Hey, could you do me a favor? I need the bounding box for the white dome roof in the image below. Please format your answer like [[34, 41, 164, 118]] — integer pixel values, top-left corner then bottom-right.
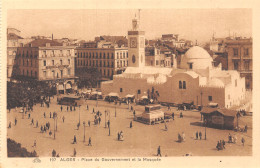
[[185, 46, 211, 59], [180, 46, 213, 70]]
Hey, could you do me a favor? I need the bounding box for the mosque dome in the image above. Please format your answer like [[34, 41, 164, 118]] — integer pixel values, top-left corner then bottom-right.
[[185, 46, 212, 59], [180, 46, 213, 70]]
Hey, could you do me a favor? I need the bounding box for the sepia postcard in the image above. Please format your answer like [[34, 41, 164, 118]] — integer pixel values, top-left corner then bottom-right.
[[1, 0, 260, 168]]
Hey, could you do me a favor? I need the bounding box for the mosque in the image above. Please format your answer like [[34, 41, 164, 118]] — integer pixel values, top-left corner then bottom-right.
[[101, 16, 246, 109]]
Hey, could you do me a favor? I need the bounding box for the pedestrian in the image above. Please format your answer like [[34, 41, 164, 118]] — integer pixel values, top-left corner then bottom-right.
[[157, 146, 162, 157], [73, 148, 76, 157], [44, 112, 46, 118], [228, 133, 232, 143], [245, 124, 248, 133], [131, 106, 133, 111], [168, 105, 170, 111], [28, 113, 31, 119], [117, 132, 120, 141], [60, 105, 63, 112], [40, 126, 43, 133], [62, 116, 65, 123], [180, 112, 183, 118], [130, 121, 133, 128], [222, 139, 225, 149], [73, 135, 77, 144], [98, 117, 101, 125], [36, 121, 38, 128], [33, 140, 36, 147], [50, 112, 52, 118], [133, 110, 136, 118], [88, 120, 90, 127], [31, 118, 34, 125], [196, 131, 198, 140], [88, 137, 92, 146], [172, 112, 175, 120], [15, 118, 17, 126], [199, 131, 202, 140], [93, 108, 95, 114], [107, 120, 110, 128], [74, 106, 76, 111], [67, 106, 69, 112], [8, 122, 11, 128], [241, 137, 245, 146], [70, 106, 72, 111], [52, 149, 56, 157]]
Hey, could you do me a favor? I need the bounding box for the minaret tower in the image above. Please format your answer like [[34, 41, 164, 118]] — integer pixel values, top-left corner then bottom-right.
[[128, 10, 145, 67]]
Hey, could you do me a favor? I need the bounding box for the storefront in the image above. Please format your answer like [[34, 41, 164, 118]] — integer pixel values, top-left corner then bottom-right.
[[200, 107, 239, 129]]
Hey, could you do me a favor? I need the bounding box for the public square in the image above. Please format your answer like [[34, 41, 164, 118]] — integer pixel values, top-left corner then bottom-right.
[[7, 96, 252, 157]]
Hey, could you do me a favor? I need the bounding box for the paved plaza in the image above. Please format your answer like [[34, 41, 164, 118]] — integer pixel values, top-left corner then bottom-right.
[[7, 96, 252, 157]]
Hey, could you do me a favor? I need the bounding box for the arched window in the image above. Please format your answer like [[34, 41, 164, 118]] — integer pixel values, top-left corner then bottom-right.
[[179, 81, 182, 89], [183, 81, 186, 89]]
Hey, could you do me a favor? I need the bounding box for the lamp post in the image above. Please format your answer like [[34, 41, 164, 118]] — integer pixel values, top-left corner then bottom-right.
[[109, 111, 111, 136], [83, 121, 86, 142], [115, 102, 117, 118], [56, 113, 58, 131], [105, 110, 107, 128], [53, 114, 56, 140], [78, 105, 81, 126], [204, 119, 207, 140]]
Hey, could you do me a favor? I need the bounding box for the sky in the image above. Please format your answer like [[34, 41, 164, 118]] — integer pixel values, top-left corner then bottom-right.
[[7, 9, 252, 44]]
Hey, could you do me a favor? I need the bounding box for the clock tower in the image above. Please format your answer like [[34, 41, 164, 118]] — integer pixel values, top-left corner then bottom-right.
[[128, 15, 145, 67]]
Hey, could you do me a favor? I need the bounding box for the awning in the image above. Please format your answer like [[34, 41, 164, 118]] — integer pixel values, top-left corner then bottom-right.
[[91, 91, 98, 95], [141, 95, 148, 99], [58, 84, 64, 90], [108, 92, 119, 97], [97, 92, 102, 95], [66, 83, 71, 89], [208, 102, 218, 107], [125, 94, 135, 98]]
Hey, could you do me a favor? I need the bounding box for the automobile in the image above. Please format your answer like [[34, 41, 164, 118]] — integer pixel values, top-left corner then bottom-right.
[[57, 96, 80, 106]]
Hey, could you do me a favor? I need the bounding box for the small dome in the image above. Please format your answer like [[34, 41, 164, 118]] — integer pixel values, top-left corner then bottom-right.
[[185, 46, 211, 59], [180, 46, 213, 70]]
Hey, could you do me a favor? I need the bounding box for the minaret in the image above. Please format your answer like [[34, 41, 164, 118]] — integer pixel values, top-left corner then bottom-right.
[[128, 11, 145, 68]]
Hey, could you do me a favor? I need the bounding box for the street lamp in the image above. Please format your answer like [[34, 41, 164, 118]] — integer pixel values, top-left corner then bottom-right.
[[204, 119, 207, 140], [105, 110, 107, 128], [56, 113, 58, 131], [78, 105, 81, 126], [83, 121, 86, 142], [109, 111, 111, 136], [115, 102, 117, 118], [53, 113, 56, 140]]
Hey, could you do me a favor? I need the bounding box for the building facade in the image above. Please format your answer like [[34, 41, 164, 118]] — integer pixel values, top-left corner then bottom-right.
[[75, 46, 128, 81], [14, 39, 77, 93], [226, 38, 252, 90], [7, 28, 33, 79]]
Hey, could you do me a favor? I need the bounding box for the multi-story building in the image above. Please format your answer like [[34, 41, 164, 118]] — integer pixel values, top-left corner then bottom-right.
[[7, 28, 33, 79], [75, 45, 128, 82], [145, 46, 172, 67], [226, 38, 252, 90], [14, 39, 77, 93]]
